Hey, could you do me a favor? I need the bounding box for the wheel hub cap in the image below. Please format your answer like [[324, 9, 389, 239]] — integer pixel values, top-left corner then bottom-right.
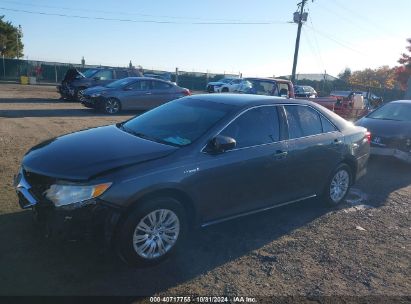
[[133, 209, 180, 259]]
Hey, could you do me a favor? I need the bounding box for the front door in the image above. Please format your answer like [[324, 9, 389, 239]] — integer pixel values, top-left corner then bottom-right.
[[194, 106, 294, 224]]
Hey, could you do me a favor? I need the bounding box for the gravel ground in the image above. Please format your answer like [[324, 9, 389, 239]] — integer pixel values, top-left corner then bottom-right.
[[0, 84, 410, 300]]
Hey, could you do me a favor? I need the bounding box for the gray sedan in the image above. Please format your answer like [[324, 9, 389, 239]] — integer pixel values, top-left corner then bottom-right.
[[82, 77, 191, 114]]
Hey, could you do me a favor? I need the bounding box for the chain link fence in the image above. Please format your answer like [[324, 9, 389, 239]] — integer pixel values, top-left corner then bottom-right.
[[0, 58, 237, 91]]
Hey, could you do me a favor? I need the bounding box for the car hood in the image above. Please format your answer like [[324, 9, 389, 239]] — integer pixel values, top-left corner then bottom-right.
[[22, 125, 178, 181], [356, 117, 411, 138]]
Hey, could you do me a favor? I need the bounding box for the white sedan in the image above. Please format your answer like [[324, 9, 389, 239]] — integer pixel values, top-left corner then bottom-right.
[[216, 78, 243, 93]]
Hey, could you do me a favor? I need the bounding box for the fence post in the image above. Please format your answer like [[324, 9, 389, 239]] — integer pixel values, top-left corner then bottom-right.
[[55, 64, 58, 83], [2, 55, 5, 79], [175, 67, 179, 85]]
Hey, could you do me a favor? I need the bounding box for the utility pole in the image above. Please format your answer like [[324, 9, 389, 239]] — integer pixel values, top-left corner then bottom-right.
[[291, 0, 308, 83]]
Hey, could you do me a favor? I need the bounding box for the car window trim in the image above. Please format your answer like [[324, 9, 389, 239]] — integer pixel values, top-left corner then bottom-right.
[[201, 104, 285, 153]]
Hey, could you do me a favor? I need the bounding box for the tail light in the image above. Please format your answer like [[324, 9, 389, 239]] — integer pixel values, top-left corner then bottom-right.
[[182, 89, 191, 96], [365, 131, 371, 143]]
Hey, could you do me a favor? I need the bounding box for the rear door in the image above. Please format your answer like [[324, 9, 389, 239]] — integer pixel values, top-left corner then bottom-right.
[[282, 105, 344, 197], [150, 80, 180, 107], [120, 80, 153, 110]]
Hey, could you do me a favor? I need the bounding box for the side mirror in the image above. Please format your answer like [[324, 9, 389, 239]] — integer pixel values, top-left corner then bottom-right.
[[206, 135, 236, 154]]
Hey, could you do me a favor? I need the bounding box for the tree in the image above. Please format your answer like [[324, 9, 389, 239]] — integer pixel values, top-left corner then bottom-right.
[[347, 66, 397, 89], [395, 38, 411, 90], [338, 68, 352, 83], [0, 15, 24, 58]]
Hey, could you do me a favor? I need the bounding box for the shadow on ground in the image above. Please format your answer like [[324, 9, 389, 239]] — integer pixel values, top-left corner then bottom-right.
[[0, 98, 61, 104], [0, 199, 328, 296]]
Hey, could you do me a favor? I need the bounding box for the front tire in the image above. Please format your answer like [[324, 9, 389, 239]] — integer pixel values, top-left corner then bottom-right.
[[221, 87, 229, 93], [323, 164, 352, 206], [76, 88, 87, 102], [116, 198, 187, 266], [103, 98, 121, 114]]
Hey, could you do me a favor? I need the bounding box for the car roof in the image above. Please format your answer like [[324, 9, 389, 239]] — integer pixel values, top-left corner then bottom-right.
[[187, 94, 351, 131], [189, 93, 308, 107]]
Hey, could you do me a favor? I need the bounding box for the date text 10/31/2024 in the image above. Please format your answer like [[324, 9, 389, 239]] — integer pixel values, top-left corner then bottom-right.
[[149, 296, 257, 303]]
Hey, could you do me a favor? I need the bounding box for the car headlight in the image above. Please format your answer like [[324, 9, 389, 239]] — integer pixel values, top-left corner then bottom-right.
[[45, 182, 112, 207]]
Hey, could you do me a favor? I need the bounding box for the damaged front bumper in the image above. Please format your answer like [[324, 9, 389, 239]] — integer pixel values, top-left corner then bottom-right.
[[14, 169, 121, 243]]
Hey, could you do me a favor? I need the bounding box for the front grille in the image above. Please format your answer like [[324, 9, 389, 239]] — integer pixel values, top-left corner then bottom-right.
[[23, 170, 55, 200]]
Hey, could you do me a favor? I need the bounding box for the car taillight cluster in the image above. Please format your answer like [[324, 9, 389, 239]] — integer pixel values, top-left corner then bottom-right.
[[365, 131, 371, 143]]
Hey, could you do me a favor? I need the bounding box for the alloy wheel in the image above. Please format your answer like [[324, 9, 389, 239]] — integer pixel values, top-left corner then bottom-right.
[[105, 98, 120, 114], [77, 89, 86, 102], [133, 209, 180, 260], [330, 169, 350, 203]]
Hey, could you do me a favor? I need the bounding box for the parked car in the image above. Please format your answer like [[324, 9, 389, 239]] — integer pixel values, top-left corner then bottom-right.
[[234, 77, 295, 98], [355, 100, 411, 164], [57, 67, 142, 102], [294, 85, 318, 98], [14, 94, 370, 265], [81, 77, 191, 114], [217, 78, 243, 93], [206, 77, 238, 93]]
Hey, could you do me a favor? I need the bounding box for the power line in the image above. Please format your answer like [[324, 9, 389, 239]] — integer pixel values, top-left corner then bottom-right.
[[0, 6, 287, 25], [305, 24, 367, 56], [0, 0, 274, 23], [308, 15, 325, 70], [302, 27, 324, 72]]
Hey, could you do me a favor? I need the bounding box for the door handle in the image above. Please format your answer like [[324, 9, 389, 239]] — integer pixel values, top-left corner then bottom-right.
[[274, 150, 288, 159], [333, 138, 343, 145]]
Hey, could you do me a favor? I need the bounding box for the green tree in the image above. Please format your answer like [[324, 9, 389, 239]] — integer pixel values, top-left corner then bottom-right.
[[0, 15, 24, 58], [338, 67, 352, 83]]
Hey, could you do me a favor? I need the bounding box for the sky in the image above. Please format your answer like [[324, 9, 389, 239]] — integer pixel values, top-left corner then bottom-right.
[[1, 0, 410, 77]]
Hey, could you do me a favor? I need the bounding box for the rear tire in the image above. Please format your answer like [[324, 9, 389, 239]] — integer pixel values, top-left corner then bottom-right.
[[322, 163, 352, 206], [116, 197, 187, 266]]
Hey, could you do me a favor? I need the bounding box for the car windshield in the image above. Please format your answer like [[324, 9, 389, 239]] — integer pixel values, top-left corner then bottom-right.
[[219, 78, 233, 83], [105, 78, 136, 89], [367, 103, 411, 122], [81, 69, 99, 78], [121, 98, 235, 146]]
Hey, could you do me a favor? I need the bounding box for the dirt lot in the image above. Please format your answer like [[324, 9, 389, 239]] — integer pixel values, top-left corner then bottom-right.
[[0, 84, 410, 299]]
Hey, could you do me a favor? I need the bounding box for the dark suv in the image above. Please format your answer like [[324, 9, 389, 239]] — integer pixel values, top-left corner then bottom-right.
[[15, 94, 370, 266], [58, 67, 143, 102]]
